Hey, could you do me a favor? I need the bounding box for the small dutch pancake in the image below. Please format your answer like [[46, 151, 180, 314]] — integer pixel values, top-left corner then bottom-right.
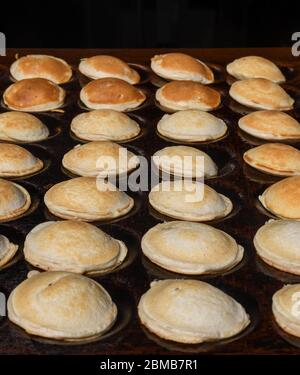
[[227, 56, 285, 83], [70, 109, 141, 142], [0, 143, 43, 177], [243, 143, 300, 176], [259, 176, 300, 220], [273, 284, 300, 338], [151, 52, 214, 84], [254, 219, 300, 275], [156, 80, 221, 111], [0, 178, 31, 221], [149, 180, 232, 222], [142, 221, 244, 275], [0, 234, 18, 268], [44, 177, 134, 221], [152, 145, 217, 178], [238, 111, 300, 141], [0, 112, 49, 142], [7, 271, 117, 341], [157, 110, 227, 142], [24, 220, 128, 274], [229, 78, 294, 111], [10, 54, 72, 84], [3, 78, 65, 112], [79, 55, 140, 84], [62, 141, 140, 177], [80, 78, 146, 111], [138, 279, 250, 343]]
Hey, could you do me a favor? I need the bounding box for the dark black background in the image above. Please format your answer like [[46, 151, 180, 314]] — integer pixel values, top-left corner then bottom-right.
[[2, 0, 300, 48]]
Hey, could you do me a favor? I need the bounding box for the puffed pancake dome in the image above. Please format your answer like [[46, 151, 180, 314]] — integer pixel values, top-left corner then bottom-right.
[[151, 52, 214, 84], [259, 176, 300, 220], [44, 177, 134, 221], [229, 78, 294, 111], [79, 55, 140, 84], [70, 109, 140, 142], [3, 78, 65, 112], [80, 78, 146, 111], [138, 279, 250, 343], [0, 234, 18, 268], [142, 221, 243, 274], [149, 180, 232, 221], [273, 284, 300, 338], [0, 112, 49, 142], [227, 56, 285, 83], [243, 143, 300, 176], [254, 219, 300, 275], [7, 271, 117, 340], [0, 178, 31, 221], [238, 111, 300, 140], [10, 54, 72, 84], [156, 80, 221, 111], [157, 110, 227, 142], [152, 145, 218, 178], [24, 220, 128, 274], [0, 143, 43, 177], [62, 141, 140, 177]]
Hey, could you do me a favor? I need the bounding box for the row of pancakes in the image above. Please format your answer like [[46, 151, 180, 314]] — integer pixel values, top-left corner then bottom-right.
[[4, 216, 300, 276], [2, 108, 300, 146], [6, 269, 300, 344], [2, 149, 300, 224], [2, 110, 300, 177], [0, 53, 295, 112], [152, 53, 294, 112], [223, 56, 300, 343], [1, 53, 300, 346], [223, 54, 300, 345], [3, 218, 300, 343], [9, 52, 287, 85], [2, 177, 300, 344], [4, 54, 146, 112]]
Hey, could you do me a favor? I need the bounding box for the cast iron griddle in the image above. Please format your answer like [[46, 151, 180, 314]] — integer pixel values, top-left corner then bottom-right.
[[0, 48, 299, 354]]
